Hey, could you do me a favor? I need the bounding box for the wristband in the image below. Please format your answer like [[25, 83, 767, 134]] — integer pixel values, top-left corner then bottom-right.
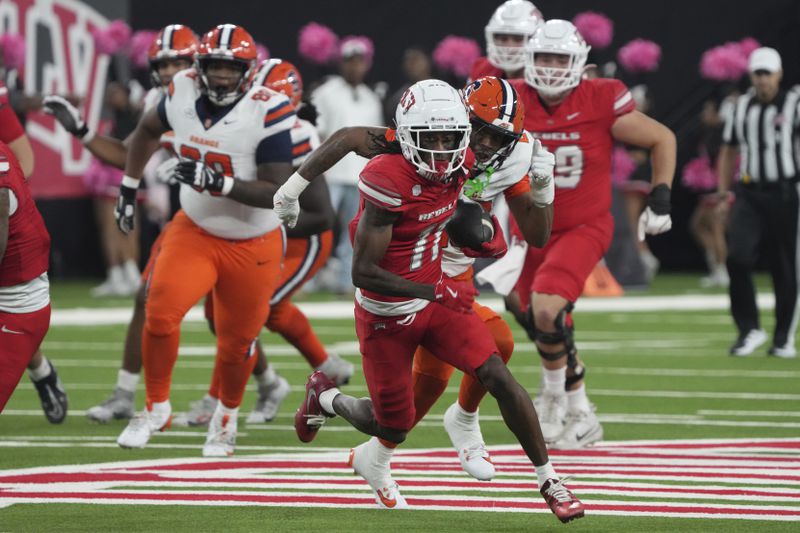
[[121, 175, 140, 191], [280, 172, 311, 199], [79, 126, 96, 145], [221, 176, 235, 196]]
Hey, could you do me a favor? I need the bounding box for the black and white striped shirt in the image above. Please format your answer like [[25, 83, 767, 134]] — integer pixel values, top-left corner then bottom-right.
[[722, 86, 800, 184]]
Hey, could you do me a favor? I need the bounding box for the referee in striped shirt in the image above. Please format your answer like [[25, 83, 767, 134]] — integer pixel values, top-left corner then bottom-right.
[[718, 47, 798, 359]]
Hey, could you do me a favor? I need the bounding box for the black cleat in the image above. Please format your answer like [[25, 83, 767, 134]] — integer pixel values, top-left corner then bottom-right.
[[32, 362, 68, 424]]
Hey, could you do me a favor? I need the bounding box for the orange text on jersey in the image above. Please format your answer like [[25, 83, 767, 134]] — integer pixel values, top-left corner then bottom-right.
[[189, 135, 220, 148]]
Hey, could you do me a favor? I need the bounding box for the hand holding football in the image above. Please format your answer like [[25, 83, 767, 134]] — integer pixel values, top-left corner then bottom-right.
[[446, 200, 494, 250]]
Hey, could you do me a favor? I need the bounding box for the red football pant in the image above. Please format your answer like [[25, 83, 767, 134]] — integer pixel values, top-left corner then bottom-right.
[[0, 305, 51, 413], [355, 301, 498, 432]]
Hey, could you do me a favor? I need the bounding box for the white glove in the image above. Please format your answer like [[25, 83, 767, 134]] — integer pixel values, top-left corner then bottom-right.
[[154, 158, 179, 184], [273, 172, 310, 228], [42, 95, 94, 143], [637, 206, 672, 241], [529, 139, 555, 207]]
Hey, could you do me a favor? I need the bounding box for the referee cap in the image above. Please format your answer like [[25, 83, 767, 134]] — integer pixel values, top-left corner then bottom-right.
[[749, 47, 782, 73]]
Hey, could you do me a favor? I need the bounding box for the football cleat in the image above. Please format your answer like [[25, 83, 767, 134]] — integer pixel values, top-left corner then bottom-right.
[[537, 391, 567, 443], [294, 371, 336, 443], [550, 407, 603, 450], [540, 477, 585, 523], [246, 375, 291, 423], [117, 406, 172, 449], [348, 439, 408, 510], [442, 403, 495, 481], [203, 407, 237, 457], [768, 343, 797, 358], [176, 394, 218, 427], [86, 388, 135, 423], [729, 329, 768, 357], [31, 362, 68, 424], [315, 352, 355, 386]]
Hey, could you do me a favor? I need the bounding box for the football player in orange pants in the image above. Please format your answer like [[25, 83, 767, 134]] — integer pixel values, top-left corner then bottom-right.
[[114, 24, 296, 457]]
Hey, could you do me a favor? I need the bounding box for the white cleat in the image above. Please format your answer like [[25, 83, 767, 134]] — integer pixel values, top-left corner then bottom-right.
[[550, 406, 603, 450], [729, 329, 768, 357], [203, 407, 237, 457], [173, 394, 218, 427], [348, 439, 408, 510], [86, 388, 135, 423], [246, 376, 291, 423], [768, 344, 797, 359], [117, 407, 171, 449], [442, 403, 495, 481], [315, 352, 355, 386], [537, 391, 567, 443]]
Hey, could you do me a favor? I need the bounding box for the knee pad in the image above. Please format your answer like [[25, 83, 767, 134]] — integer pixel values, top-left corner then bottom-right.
[[533, 302, 575, 362], [144, 310, 181, 338]]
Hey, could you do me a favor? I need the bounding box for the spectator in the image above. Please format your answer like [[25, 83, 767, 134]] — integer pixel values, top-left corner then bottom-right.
[[311, 36, 383, 294], [384, 46, 432, 124]]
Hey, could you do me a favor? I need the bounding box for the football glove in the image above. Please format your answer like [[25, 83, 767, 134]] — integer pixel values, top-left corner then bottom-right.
[[115, 176, 139, 234], [433, 277, 478, 314], [273, 172, 311, 228], [172, 160, 233, 196], [461, 214, 508, 259], [42, 95, 94, 142], [530, 139, 555, 207], [154, 157, 179, 184], [638, 184, 672, 241]]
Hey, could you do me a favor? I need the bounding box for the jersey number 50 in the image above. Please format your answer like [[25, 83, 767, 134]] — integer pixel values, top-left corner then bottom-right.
[[553, 145, 583, 189]]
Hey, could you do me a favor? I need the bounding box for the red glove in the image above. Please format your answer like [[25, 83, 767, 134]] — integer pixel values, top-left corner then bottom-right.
[[461, 215, 508, 259], [433, 277, 478, 314]]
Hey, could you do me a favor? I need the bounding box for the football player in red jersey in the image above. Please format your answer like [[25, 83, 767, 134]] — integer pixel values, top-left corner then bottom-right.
[[506, 20, 676, 449], [290, 80, 583, 523], [468, 0, 543, 82], [0, 143, 54, 416]]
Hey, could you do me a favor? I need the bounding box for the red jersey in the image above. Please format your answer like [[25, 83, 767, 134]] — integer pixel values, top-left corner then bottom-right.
[[468, 57, 505, 84], [511, 78, 635, 231], [349, 152, 474, 314], [0, 142, 51, 286], [0, 81, 24, 144]]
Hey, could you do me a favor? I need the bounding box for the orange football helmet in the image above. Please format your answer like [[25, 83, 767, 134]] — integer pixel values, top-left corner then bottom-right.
[[253, 59, 303, 108], [463, 76, 525, 170], [147, 24, 199, 87], [196, 24, 258, 105]]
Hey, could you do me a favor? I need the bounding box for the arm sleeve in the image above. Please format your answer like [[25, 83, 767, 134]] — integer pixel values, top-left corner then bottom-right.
[[256, 129, 293, 164], [156, 95, 172, 131]]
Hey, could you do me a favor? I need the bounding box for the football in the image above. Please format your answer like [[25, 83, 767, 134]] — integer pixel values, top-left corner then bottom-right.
[[445, 199, 494, 250]]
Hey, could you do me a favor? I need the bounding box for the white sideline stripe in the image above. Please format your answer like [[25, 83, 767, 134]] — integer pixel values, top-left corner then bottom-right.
[[49, 293, 777, 326], [698, 410, 800, 418]]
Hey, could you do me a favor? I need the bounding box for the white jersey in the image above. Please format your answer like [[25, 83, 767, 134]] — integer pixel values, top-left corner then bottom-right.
[[442, 131, 534, 277], [162, 69, 295, 239], [290, 118, 320, 168]]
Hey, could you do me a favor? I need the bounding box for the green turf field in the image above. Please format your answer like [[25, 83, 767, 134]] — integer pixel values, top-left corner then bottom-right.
[[0, 275, 798, 531]]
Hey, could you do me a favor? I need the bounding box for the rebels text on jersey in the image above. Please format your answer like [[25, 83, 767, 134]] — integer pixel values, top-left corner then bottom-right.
[[511, 78, 635, 231], [159, 68, 295, 239], [349, 151, 475, 316]]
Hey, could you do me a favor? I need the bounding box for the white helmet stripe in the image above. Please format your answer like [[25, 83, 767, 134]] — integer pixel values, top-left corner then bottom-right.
[[162, 25, 175, 51], [500, 78, 515, 121], [219, 24, 235, 49]]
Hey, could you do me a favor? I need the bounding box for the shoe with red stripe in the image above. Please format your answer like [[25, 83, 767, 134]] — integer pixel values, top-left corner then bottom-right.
[[540, 477, 585, 523], [294, 371, 336, 443], [348, 438, 408, 510]]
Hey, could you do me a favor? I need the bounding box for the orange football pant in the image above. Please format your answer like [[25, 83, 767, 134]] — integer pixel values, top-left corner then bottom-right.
[[142, 210, 283, 408]]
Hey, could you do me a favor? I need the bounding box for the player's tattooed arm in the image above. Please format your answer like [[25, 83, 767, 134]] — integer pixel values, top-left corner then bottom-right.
[[352, 202, 436, 301], [296, 126, 391, 180], [0, 188, 8, 262], [507, 192, 552, 248]]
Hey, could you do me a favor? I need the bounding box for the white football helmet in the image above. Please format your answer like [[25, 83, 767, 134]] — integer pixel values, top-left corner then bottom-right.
[[395, 79, 471, 181], [485, 0, 543, 72], [524, 20, 591, 98]]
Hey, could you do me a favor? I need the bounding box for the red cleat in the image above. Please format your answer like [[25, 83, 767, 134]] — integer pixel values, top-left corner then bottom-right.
[[540, 478, 585, 523], [294, 371, 336, 443]]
